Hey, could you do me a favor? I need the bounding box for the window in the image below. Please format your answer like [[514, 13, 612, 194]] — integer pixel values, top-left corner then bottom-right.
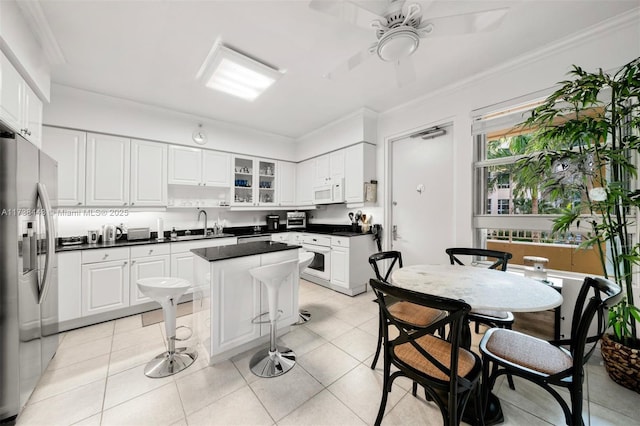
[[497, 199, 509, 214], [471, 96, 636, 275]]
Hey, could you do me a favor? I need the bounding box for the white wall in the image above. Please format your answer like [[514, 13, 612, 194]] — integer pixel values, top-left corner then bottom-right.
[[376, 11, 640, 253], [44, 84, 296, 161]]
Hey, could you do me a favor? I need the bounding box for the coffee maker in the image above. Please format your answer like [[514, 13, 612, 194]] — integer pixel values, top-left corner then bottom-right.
[[266, 215, 280, 231]]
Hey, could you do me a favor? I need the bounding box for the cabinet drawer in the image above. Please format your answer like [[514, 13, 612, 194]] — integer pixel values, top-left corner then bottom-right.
[[302, 234, 331, 246], [130, 244, 170, 258], [331, 236, 350, 248], [82, 247, 130, 264]]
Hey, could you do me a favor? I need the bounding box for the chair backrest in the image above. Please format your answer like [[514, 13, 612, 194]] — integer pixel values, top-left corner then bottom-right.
[[369, 251, 403, 282], [445, 248, 512, 271], [369, 278, 478, 397], [563, 276, 622, 376]]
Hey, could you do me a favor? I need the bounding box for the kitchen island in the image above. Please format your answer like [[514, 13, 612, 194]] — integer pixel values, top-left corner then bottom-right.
[[192, 241, 301, 364]]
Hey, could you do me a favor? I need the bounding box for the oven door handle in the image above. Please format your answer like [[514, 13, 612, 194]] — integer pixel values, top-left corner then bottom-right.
[[302, 244, 331, 254]]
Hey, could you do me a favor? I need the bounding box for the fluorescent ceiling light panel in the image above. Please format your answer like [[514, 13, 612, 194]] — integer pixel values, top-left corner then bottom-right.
[[197, 40, 283, 101]]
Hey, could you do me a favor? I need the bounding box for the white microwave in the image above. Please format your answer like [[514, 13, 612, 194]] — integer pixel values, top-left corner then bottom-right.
[[313, 178, 345, 204]]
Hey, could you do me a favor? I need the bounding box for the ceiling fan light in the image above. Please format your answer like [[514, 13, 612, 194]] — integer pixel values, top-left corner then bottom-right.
[[376, 27, 420, 62]]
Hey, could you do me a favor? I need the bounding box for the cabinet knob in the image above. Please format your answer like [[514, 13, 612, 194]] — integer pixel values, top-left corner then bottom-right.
[[131, 202, 135, 205], [131, 260, 136, 265], [123, 261, 128, 265], [148, 249, 153, 255], [198, 182, 202, 186], [123, 202, 128, 206], [203, 183, 207, 186], [26, 130, 32, 136], [20, 128, 27, 134], [77, 202, 82, 205], [103, 254, 109, 260]]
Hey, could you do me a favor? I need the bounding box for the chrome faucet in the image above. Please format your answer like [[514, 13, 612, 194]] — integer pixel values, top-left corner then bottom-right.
[[198, 209, 209, 236]]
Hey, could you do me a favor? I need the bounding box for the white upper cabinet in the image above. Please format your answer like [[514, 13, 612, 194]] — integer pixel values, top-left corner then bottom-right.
[[202, 150, 230, 187], [24, 84, 43, 148], [232, 155, 276, 206], [295, 158, 314, 206], [0, 52, 43, 147], [41, 127, 86, 206], [168, 145, 230, 187], [314, 150, 345, 186], [276, 161, 296, 206], [344, 143, 376, 203], [130, 139, 167, 206], [86, 133, 130, 206], [0, 52, 23, 132], [168, 145, 202, 185]]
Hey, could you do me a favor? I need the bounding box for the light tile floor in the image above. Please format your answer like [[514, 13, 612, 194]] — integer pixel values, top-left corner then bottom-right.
[[16, 280, 640, 426]]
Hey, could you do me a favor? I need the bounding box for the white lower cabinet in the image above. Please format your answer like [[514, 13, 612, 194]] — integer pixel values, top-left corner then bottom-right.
[[210, 255, 262, 354], [58, 251, 82, 322], [129, 245, 171, 306], [330, 245, 349, 289], [81, 248, 130, 316], [271, 232, 290, 243]]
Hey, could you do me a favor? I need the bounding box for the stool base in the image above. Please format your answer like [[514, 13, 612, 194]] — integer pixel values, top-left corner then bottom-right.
[[296, 309, 311, 325], [144, 347, 197, 378], [249, 346, 296, 378]]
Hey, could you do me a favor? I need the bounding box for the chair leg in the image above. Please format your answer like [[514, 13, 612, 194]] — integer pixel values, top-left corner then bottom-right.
[[375, 357, 391, 426], [570, 385, 585, 426], [412, 381, 418, 397], [370, 314, 383, 369]]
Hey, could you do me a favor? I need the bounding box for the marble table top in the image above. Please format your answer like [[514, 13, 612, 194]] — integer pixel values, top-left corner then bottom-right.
[[391, 264, 563, 312]]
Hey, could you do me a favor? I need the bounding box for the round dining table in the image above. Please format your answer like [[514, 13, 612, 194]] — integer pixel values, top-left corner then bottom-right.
[[391, 264, 563, 312], [391, 264, 564, 425]]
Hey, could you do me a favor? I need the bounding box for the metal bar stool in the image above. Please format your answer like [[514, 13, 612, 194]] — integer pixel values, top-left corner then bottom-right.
[[249, 259, 298, 378], [137, 277, 197, 378]]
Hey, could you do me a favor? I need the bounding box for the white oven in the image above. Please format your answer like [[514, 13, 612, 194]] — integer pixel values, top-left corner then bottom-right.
[[301, 234, 331, 281]]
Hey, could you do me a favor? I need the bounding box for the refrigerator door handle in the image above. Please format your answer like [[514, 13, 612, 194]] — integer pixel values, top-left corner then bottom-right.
[[37, 183, 55, 305]]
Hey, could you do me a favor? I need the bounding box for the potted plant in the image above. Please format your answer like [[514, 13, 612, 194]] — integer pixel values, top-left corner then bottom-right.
[[515, 57, 640, 392]]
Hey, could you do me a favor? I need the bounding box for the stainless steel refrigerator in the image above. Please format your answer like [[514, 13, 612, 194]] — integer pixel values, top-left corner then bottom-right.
[[0, 128, 59, 423]]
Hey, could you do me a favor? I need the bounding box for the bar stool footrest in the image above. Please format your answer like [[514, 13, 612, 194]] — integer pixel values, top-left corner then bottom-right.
[[251, 310, 283, 325]]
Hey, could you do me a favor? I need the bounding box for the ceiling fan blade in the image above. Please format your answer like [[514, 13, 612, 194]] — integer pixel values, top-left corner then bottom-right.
[[324, 43, 377, 80], [418, 7, 509, 37], [309, 0, 385, 30], [395, 56, 416, 88]]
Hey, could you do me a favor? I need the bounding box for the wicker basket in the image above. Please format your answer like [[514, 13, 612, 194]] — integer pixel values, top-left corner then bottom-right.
[[600, 334, 640, 394]]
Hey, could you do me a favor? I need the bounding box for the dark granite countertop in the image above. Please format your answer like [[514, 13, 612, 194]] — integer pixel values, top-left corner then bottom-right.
[[56, 232, 236, 252], [192, 241, 300, 262], [56, 224, 371, 253]]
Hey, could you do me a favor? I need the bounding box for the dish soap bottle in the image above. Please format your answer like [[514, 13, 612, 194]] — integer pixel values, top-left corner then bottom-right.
[[170, 227, 177, 239]]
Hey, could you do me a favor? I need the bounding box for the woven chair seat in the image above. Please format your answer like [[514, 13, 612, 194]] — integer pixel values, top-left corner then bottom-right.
[[395, 334, 477, 382], [390, 301, 447, 328], [484, 328, 572, 375]]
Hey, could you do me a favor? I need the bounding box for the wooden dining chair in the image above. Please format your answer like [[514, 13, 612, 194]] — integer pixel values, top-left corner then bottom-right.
[[368, 251, 446, 369], [369, 278, 483, 426], [445, 247, 515, 390], [480, 276, 622, 425]]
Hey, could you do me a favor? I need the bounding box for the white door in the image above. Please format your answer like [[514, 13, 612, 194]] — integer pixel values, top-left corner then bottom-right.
[[391, 124, 455, 266], [24, 84, 43, 148], [130, 139, 167, 206]]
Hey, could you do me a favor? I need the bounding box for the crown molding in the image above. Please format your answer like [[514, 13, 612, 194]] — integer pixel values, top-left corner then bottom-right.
[[16, 0, 66, 65]]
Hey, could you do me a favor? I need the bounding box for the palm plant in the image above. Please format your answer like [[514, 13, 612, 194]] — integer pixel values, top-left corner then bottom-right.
[[515, 57, 640, 349]]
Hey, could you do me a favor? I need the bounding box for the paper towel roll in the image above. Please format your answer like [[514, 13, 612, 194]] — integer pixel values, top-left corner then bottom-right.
[[157, 218, 164, 240]]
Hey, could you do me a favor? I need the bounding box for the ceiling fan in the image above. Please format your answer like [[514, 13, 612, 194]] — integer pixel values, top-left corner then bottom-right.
[[310, 0, 509, 86]]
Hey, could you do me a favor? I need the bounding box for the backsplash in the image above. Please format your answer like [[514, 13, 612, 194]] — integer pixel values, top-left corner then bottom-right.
[[56, 204, 381, 237]]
